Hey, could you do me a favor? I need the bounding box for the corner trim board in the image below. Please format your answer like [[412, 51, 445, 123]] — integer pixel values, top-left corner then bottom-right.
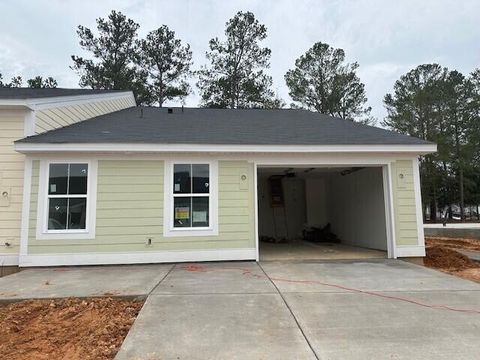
[[18, 248, 257, 267], [19, 158, 32, 256], [412, 157, 426, 248]]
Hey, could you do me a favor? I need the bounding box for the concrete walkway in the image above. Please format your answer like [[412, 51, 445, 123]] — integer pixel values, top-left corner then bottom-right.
[[115, 259, 480, 360], [0, 264, 172, 301]]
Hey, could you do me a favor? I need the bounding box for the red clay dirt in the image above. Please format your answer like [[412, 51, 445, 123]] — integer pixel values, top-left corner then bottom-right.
[[423, 237, 480, 283], [0, 297, 144, 360], [425, 236, 480, 251]]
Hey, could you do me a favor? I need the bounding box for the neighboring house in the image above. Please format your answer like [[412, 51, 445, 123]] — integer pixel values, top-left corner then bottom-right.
[[0, 88, 136, 266], [10, 104, 436, 267]]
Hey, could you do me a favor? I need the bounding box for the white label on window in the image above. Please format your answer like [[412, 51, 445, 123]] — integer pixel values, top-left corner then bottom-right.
[[174, 184, 180, 192], [50, 184, 57, 193], [193, 211, 207, 223]]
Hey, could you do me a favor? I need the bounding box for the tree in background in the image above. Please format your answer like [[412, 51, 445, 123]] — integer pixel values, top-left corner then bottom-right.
[[139, 25, 193, 107], [71, 11, 149, 104], [0, 73, 58, 88], [285, 42, 372, 123], [384, 64, 448, 221], [384, 64, 480, 222], [197, 11, 283, 109], [27, 76, 58, 88]]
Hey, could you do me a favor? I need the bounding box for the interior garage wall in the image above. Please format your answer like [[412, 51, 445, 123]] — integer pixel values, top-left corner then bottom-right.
[[258, 175, 306, 239], [326, 167, 387, 250], [305, 178, 327, 227]]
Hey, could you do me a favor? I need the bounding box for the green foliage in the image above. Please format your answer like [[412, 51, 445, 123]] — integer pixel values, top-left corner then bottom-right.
[[71, 10, 149, 104], [197, 11, 283, 109], [139, 25, 193, 107], [0, 73, 58, 88], [384, 64, 480, 221], [285, 42, 372, 123], [27, 76, 58, 88]]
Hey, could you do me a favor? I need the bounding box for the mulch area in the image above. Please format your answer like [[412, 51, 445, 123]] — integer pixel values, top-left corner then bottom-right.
[[0, 297, 144, 360], [424, 237, 480, 283]]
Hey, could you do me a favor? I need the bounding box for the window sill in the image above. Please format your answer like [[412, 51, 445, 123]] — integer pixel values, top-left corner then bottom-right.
[[163, 227, 218, 238], [36, 230, 95, 241]]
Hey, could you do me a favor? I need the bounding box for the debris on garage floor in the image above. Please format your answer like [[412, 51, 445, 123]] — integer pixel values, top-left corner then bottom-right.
[[424, 236, 480, 283], [302, 223, 340, 243], [0, 297, 144, 360]]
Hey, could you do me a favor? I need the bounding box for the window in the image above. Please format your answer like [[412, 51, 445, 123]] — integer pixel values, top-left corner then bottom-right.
[[47, 163, 88, 230], [37, 160, 97, 240], [173, 164, 210, 228], [164, 160, 218, 237]]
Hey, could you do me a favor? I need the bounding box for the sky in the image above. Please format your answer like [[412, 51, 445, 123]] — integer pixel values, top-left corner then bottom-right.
[[1, 0, 479, 122]]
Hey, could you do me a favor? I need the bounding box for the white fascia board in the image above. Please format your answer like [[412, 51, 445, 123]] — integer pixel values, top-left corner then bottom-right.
[[15, 142, 438, 155], [0, 91, 135, 111]]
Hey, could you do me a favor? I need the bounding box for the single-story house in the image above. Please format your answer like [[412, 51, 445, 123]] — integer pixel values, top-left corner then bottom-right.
[[1, 88, 437, 267]]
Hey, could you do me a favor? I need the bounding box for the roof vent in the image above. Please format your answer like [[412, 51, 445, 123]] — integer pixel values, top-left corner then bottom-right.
[[167, 108, 173, 114]]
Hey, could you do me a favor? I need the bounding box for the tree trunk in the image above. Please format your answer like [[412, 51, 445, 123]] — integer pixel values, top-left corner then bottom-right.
[[459, 167, 465, 221], [430, 198, 437, 223]]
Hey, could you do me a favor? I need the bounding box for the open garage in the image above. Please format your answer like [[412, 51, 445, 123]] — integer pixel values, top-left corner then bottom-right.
[[257, 165, 391, 260]]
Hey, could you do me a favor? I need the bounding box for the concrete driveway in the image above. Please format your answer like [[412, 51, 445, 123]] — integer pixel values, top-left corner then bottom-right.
[[116, 259, 480, 360]]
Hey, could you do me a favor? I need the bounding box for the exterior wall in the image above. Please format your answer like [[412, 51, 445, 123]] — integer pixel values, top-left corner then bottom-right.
[[34, 95, 135, 134], [26, 159, 255, 257], [0, 109, 27, 263], [21, 153, 424, 265], [391, 159, 419, 247]]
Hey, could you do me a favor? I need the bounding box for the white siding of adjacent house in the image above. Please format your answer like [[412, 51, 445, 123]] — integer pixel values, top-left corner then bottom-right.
[[35, 95, 135, 134], [0, 109, 27, 263]]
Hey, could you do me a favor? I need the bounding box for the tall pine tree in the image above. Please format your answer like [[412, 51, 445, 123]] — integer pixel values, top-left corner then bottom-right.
[[197, 11, 282, 109]]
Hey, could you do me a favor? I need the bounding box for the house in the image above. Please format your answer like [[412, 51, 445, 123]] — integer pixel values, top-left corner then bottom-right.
[[0, 88, 136, 266], [2, 89, 436, 267]]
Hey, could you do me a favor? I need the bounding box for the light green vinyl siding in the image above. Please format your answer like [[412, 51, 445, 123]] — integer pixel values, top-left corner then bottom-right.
[[27, 160, 255, 254], [34, 95, 135, 134], [0, 109, 26, 255], [391, 159, 419, 246]]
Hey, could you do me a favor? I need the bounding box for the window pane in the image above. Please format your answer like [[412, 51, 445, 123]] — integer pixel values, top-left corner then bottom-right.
[[48, 198, 68, 230], [68, 198, 87, 229], [192, 197, 209, 227], [69, 164, 88, 195], [49, 164, 68, 195], [192, 164, 209, 193], [174, 197, 191, 227], [174, 164, 191, 194]]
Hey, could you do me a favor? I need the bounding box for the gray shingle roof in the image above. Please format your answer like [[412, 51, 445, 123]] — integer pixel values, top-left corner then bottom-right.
[[0, 88, 126, 100], [17, 107, 432, 146]]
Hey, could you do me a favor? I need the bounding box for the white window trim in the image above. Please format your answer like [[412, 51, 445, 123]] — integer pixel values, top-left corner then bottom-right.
[[36, 159, 97, 240], [163, 160, 218, 237]]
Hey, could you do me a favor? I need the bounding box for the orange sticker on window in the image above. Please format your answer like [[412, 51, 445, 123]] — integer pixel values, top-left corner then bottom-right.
[[175, 207, 190, 219]]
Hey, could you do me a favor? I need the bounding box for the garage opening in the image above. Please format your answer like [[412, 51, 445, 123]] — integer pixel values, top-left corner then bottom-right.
[[257, 166, 390, 260]]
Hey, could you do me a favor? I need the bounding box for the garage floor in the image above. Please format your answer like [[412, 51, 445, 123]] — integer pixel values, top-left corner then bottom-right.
[[260, 240, 386, 261]]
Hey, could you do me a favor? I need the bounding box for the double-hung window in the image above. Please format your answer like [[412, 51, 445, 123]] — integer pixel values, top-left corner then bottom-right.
[[165, 161, 218, 237], [37, 160, 97, 240], [173, 164, 210, 228], [47, 163, 88, 231]]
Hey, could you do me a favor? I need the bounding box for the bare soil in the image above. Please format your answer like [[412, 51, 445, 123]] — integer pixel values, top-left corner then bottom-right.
[[0, 297, 144, 360], [423, 236, 480, 283], [425, 236, 480, 251]]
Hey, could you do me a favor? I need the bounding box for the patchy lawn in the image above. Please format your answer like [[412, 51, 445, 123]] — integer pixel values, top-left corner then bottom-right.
[[0, 297, 144, 360], [424, 236, 480, 283]]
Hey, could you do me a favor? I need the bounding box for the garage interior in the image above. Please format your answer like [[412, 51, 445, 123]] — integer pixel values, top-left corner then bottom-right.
[[257, 166, 389, 260]]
